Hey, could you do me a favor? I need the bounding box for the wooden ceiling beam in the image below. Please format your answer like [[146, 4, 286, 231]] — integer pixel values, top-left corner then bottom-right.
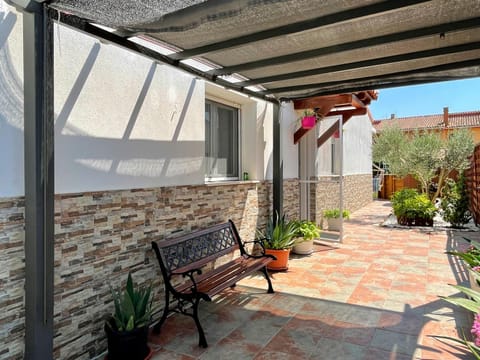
[[294, 94, 352, 110], [292, 94, 368, 144], [293, 102, 337, 144]]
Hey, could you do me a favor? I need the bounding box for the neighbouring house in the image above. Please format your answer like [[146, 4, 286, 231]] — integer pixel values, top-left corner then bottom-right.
[[0, 3, 375, 359], [373, 107, 480, 142], [372, 108, 480, 197]]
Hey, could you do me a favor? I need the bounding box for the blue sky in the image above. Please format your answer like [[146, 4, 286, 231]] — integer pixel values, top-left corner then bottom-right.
[[369, 77, 480, 120]]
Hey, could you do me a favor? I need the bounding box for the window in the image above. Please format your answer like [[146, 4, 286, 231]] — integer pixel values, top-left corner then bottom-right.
[[205, 100, 239, 180]]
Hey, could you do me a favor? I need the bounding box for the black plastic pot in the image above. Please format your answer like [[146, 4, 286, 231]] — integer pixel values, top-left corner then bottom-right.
[[105, 320, 149, 360]]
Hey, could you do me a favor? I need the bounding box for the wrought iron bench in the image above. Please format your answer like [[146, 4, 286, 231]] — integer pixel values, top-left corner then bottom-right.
[[151, 220, 275, 347]]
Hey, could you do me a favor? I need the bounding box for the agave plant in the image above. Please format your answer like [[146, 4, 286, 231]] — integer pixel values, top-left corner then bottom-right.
[[256, 212, 298, 250], [108, 272, 153, 332]]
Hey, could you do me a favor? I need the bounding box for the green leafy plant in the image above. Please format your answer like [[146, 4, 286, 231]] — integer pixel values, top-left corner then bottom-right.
[[323, 209, 350, 219], [108, 272, 153, 332], [437, 273, 480, 359], [441, 174, 471, 227], [293, 220, 321, 243], [446, 240, 480, 268], [391, 189, 436, 226], [302, 109, 316, 117], [256, 213, 298, 250]]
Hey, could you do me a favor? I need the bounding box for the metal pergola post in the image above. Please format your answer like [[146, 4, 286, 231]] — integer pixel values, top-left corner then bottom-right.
[[338, 115, 344, 243], [273, 102, 283, 222], [8, 0, 56, 358]]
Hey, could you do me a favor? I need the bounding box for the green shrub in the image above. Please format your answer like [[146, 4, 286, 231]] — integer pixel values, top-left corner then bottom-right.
[[441, 174, 471, 228], [391, 189, 436, 226]]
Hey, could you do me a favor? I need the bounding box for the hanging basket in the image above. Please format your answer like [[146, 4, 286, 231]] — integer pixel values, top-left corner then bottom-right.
[[301, 116, 316, 129]]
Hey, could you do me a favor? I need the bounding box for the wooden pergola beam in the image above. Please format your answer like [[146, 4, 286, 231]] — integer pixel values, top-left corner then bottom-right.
[[292, 93, 369, 144], [293, 102, 337, 144]]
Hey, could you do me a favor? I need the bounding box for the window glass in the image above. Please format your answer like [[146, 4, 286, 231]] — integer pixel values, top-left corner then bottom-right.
[[205, 100, 239, 180]]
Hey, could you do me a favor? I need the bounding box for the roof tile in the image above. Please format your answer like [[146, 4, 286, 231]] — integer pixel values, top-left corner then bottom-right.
[[373, 110, 480, 131]]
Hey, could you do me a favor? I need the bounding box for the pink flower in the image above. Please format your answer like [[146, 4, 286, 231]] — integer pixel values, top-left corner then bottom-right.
[[472, 266, 480, 272], [471, 313, 480, 346]]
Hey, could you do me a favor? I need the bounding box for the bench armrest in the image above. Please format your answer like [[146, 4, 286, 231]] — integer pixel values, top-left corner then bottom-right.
[[241, 239, 269, 258], [171, 268, 203, 293]]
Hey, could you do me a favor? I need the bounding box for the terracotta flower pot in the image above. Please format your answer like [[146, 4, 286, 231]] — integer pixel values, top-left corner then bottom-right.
[[265, 248, 291, 271]]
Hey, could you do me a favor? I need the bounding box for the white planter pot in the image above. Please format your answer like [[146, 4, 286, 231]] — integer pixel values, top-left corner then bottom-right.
[[327, 218, 342, 232], [292, 240, 314, 255]]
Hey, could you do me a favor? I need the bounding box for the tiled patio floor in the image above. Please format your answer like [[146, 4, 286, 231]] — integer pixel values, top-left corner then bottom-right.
[[149, 200, 478, 359]]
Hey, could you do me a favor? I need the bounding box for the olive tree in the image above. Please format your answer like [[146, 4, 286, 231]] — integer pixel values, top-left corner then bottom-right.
[[373, 125, 474, 200]]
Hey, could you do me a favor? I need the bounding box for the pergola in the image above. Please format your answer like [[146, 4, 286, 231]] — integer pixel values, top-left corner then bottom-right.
[[5, 0, 480, 358]]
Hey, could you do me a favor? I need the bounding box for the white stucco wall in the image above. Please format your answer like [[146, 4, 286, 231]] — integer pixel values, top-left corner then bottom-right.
[[316, 116, 338, 175], [342, 113, 373, 174], [55, 25, 209, 193], [280, 102, 299, 180], [0, 4, 24, 197], [0, 4, 286, 197], [316, 113, 373, 176]]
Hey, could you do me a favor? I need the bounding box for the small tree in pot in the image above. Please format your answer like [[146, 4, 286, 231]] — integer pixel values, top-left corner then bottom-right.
[[105, 272, 153, 360]]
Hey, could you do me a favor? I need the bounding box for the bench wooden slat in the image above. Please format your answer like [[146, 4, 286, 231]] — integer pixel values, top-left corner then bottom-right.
[[175, 256, 271, 299], [197, 257, 272, 297]]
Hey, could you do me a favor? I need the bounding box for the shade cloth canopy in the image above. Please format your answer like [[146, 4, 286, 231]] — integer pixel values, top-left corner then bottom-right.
[[34, 0, 480, 100]]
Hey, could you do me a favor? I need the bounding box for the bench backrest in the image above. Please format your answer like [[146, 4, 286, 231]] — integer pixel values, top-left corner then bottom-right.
[[152, 220, 244, 278]]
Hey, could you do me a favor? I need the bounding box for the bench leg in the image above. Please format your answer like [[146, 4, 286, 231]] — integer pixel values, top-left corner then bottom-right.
[[261, 266, 274, 293], [153, 290, 170, 334], [192, 298, 208, 348]]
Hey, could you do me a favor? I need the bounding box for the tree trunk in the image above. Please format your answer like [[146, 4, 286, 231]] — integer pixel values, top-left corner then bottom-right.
[[433, 168, 446, 200]]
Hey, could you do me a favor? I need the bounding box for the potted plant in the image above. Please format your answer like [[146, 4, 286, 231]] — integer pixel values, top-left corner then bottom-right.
[[256, 213, 298, 271], [105, 272, 153, 360], [292, 220, 321, 255], [323, 209, 350, 231], [300, 109, 317, 129]]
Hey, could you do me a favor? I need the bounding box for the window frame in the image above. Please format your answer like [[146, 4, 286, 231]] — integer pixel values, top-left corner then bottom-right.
[[205, 98, 242, 182]]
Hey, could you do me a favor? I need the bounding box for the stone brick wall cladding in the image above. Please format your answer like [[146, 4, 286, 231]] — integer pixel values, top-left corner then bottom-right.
[[0, 198, 25, 360], [313, 174, 372, 228], [0, 179, 299, 359], [283, 179, 300, 220], [344, 174, 373, 212]]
